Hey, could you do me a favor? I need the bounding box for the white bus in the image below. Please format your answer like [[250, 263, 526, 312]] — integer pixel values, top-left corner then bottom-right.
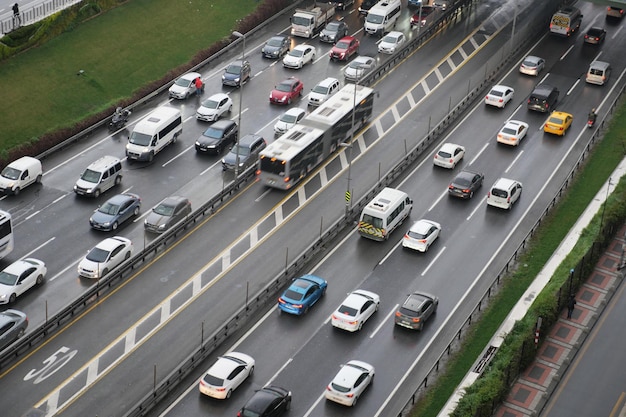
[[0, 210, 14, 260], [257, 84, 375, 190]]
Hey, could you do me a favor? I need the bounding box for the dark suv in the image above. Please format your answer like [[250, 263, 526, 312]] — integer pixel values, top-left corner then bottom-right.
[[394, 291, 438, 330], [527, 84, 559, 113], [221, 134, 267, 171], [222, 60, 251, 87], [195, 119, 238, 154]]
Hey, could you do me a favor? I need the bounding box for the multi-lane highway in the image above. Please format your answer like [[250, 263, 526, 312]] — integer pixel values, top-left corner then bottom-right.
[[0, 0, 624, 416]]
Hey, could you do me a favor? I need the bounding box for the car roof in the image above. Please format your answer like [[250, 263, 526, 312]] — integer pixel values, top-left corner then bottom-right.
[[354, 55, 373, 63], [454, 170, 481, 181], [238, 134, 265, 147], [316, 77, 339, 87], [229, 60, 247, 66], [0, 309, 26, 326], [106, 193, 138, 205], [493, 177, 520, 188], [243, 386, 288, 411], [284, 107, 306, 116], [490, 84, 511, 92], [208, 352, 252, 378], [409, 219, 439, 234], [95, 236, 131, 251], [333, 362, 364, 385], [385, 30, 403, 38], [206, 93, 229, 101], [337, 35, 356, 42], [159, 196, 188, 207], [293, 44, 312, 51], [342, 290, 375, 309], [2, 258, 41, 274], [523, 55, 542, 64], [440, 142, 462, 152], [403, 292, 433, 311], [210, 119, 237, 129], [180, 72, 201, 81], [504, 120, 526, 128], [281, 77, 300, 86], [269, 35, 287, 41], [550, 111, 572, 118]]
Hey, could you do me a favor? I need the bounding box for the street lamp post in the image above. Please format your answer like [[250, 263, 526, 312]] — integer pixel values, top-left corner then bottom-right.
[[232, 31, 245, 177], [341, 78, 359, 218]]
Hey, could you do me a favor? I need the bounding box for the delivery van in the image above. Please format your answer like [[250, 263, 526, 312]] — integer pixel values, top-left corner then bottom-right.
[[358, 187, 412, 241], [0, 156, 42, 195], [549, 6, 582, 37]]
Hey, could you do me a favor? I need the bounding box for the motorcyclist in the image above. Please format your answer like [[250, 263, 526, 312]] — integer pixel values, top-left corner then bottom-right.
[[588, 108, 597, 124]]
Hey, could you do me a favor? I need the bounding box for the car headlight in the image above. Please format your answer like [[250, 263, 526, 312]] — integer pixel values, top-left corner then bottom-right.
[[234, 77, 240, 82], [0, 294, 7, 300], [158, 224, 167, 230], [103, 222, 111, 227], [195, 141, 201, 146]]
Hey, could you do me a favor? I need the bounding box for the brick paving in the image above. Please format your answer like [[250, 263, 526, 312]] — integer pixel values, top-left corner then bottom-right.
[[493, 225, 626, 417]]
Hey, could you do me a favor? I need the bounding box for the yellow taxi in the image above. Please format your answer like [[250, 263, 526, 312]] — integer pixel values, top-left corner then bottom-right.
[[543, 111, 573, 136]]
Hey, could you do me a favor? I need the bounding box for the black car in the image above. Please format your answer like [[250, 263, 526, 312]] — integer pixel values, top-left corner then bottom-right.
[[358, 0, 377, 14], [448, 170, 484, 199], [527, 84, 559, 113], [319, 21, 349, 43], [195, 119, 238, 154], [222, 60, 251, 87], [584, 27, 607, 45], [238, 385, 291, 417], [0, 309, 28, 351], [328, 0, 354, 10], [394, 292, 438, 331], [222, 134, 267, 171], [261, 35, 290, 59]]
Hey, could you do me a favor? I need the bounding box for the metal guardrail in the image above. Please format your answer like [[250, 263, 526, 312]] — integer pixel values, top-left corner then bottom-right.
[[0, 0, 82, 34]]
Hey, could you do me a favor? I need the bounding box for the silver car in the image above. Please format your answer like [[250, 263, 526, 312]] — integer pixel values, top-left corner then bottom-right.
[[144, 196, 192, 233]]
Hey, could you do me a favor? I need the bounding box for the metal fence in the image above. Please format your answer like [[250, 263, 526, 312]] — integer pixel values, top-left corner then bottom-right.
[[0, 0, 82, 34]]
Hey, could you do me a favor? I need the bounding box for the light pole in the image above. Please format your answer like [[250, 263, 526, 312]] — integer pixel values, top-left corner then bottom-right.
[[232, 31, 245, 177], [341, 78, 359, 218]]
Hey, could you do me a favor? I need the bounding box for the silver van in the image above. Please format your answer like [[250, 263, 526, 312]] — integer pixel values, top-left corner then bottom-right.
[[586, 61, 611, 86], [0, 156, 43, 195], [74, 156, 123, 198]]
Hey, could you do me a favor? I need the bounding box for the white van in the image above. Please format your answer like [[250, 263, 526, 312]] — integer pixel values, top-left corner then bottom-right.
[[487, 178, 522, 210], [358, 187, 412, 241], [74, 156, 123, 197], [549, 6, 582, 37], [126, 107, 182, 162], [586, 61, 611, 86], [0, 156, 42, 195], [364, 0, 401, 36]]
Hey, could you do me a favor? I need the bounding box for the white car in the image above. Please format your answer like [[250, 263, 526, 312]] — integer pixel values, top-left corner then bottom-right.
[[433, 143, 465, 169], [308, 77, 340, 107], [78, 236, 133, 279], [196, 93, 232, 122], [485, 84, 514, 108], [168, 72, 202, 99], [198, 352, 255, 399], [331, 289, 380, 332], [497, 120, 529, 146], [519, 55, 545, 76], [274, 107, 306, 135], [325, 360, 375, 406], [402, 219, 441, 252], [282, 44, 316, 69], [344, 56, 377, 82], [378, 31, 406, 54], [0, 258, 46, 304]]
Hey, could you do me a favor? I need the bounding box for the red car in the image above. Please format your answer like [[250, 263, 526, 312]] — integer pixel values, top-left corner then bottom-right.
[[410, 5, 436, 27], [329, 36, 360, 61], [269, 77, 304, 105]]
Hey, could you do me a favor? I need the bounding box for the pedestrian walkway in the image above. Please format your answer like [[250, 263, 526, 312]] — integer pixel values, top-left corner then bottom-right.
[[493, 225, 626, 417]]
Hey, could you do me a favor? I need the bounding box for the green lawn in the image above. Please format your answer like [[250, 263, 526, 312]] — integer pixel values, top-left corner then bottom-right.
[[0, 0, 257, 153]]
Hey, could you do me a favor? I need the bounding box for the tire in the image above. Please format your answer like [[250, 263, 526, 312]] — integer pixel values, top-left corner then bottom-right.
[[13, 187, 20, 195], [17, 328, 25, 338], [36, 274, 44, 286], [9, 293, 16, 303], [352, 395, 358, 406], [133, 206, 140, 216], [287, 97, 292, 105], [93, 189, 101, 198], [249, 365, 254, 377], [228, 105, 232, 113], [102, 268, 109, 277], [216, 144, 222, 154], [286, 399, 291, 411], [226, 389, 232, 399], [125, 251, 131, 260], [148, 152, 154, 162], [111, 221, 118, 231], [358, 321, 363, 331], [36, 174, 42, 183], [115, 175, 122, 185], [469, 191, 474, 199]]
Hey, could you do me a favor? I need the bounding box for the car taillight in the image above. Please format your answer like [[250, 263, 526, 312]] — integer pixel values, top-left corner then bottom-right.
[[331, 314, 338, 320], [395, 311, 401, 317], [284, 176, 290, 183], [293, 304, 303, 309], [462, 189, 470, 193], [404, 234, 410, 239], [448, 185, 454, 190], [449, 158, 454, 163], [346, 393, 355, 398], [498, 98, 503, 102], [412, 317, 421, 322], [418, 239, 427, 243], [216, 387, 226, 391]]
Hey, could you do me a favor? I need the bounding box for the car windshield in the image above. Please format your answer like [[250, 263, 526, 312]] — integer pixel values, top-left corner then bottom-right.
[[501, 127, 517, 135], [280, 113, 299, 123], [202, 99, 219, 109], [153, 203, 175, 217], [0, 271, 18, 286], [366, 13, 384, 24], [98, 202, 121, 215], [203, 127, 224, 139], [337, 304, 358, 317], [382, 34, 398, 43], [326, 22, 340, 31], [128, 131, 152, 146], [312, 85, 329, 94], [0, 167, 20, 180], [80, 168, 101, 183], [174, 78, 191, 87], [86, 247, 110, 263], [276, 83, 293, 92], [361, 214, 383, 228], [267, 37, 284, 47], [229, 145, 251, 157], [226, 64, 241, 75], [335, 41, 349, 49], [289, 49, 304, 57], [349, 59, 368, 69]]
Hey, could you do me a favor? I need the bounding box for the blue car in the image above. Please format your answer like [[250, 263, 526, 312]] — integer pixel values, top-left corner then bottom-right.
[[89, 193, 141, 231], [278, 274, 327, 315]]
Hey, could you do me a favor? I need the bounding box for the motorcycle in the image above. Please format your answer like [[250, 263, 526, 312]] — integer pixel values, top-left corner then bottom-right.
[[109, 107, 131, 131], [587, 114, 596, 128]]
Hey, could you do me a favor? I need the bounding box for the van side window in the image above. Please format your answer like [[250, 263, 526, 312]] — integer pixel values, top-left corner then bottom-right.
[[102, 171, 109, 180], [21, 170, 28, 180], [114, 162, 122, 171], [151, 136, 158, 146], [159, 117, 183, 139]]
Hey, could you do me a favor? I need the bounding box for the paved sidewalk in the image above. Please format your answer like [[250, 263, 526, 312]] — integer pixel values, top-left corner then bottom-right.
[[493, 225, 626, 417]]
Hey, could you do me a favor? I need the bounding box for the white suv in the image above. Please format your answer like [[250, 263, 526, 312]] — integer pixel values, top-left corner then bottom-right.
[[487, 178, 522, 210], [308, 77, 340, 107]]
